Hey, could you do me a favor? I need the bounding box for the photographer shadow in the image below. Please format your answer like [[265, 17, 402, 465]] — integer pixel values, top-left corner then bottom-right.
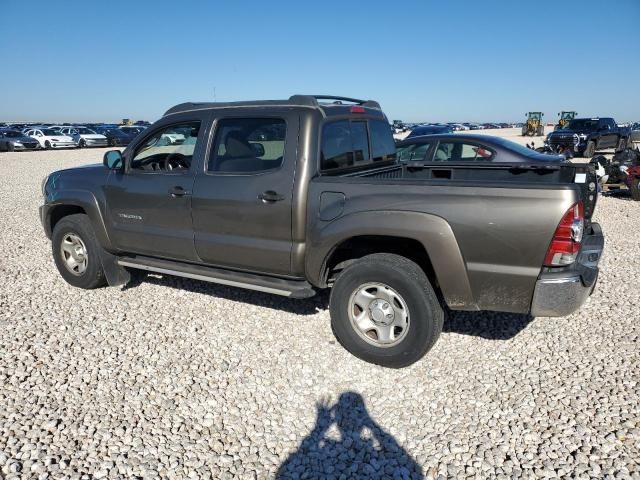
[[277, 392, 424, 479]]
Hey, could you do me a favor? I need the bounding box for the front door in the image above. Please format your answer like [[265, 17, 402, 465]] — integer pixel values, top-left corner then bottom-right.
[[191, 113, 298, 275], [105, 116, 208, 261]]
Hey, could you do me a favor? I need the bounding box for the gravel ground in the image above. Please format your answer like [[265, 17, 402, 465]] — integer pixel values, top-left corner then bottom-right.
[[0, 148, 639, 479]]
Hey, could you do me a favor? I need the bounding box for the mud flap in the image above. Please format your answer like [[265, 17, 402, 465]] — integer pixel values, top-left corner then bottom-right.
[[98, 248, 130, 287]]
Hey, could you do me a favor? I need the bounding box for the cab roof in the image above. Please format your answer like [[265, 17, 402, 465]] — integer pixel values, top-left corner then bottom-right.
[[163, 95, 384, 118]]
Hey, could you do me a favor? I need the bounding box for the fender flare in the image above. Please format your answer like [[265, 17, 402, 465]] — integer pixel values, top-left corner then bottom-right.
[[306, 210, 477, 310], [45, 189, 113, 251]]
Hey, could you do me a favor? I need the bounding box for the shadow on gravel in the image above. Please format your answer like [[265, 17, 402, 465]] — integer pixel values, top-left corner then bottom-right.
[[444, 309, 534, 340], [277, 392, 424, 479], [122, 271, 329, 316]]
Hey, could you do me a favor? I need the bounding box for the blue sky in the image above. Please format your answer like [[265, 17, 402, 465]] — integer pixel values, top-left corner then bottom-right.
[[1, 0, 638, 123]]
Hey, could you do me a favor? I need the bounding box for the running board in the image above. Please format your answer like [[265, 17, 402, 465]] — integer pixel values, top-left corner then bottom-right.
[[117, 256, 316, 299]]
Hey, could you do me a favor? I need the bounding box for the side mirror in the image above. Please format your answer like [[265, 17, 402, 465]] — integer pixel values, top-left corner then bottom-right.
[[104, 150, 123, 170], [250, 142, 265, 157]]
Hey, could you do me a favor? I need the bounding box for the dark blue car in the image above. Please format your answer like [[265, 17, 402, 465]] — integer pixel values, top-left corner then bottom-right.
[[406, 124, 454, 138]]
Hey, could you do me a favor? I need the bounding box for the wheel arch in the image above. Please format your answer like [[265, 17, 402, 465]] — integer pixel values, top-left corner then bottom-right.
[[44, 191, 113, 250], [307, 210, 478, 310]]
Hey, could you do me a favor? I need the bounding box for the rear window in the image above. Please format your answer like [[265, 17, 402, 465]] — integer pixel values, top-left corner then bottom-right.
[[320, 119, 396, 172]]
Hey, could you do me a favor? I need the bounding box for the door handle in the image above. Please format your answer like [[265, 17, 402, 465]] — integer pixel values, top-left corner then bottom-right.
[[258, 190, 285, 203], [169, 186, 191, 197]]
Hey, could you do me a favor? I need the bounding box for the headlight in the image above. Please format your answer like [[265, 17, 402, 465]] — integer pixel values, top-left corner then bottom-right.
[[579, 134, 587, 140], [41, 175, 50, 198], [13, 141, 22, 146]]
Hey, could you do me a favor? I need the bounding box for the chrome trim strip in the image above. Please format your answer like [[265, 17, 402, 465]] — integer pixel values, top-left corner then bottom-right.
[[117, 260, 293, 297]]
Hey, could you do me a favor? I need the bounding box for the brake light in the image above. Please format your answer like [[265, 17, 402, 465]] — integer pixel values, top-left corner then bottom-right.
[[350, 106, 365, 113], [544, 202, 584, 266]]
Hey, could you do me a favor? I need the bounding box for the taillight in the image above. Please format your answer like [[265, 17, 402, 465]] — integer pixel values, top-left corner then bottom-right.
[[544, 202, 584, 267], [350, 106, 365, 113]]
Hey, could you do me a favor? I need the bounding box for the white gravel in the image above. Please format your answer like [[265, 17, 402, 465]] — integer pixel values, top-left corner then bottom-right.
[[0, 148, 639, 479]]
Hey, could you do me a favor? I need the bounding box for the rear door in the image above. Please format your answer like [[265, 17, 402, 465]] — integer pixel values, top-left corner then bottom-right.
[[190, 112, 299, 275]]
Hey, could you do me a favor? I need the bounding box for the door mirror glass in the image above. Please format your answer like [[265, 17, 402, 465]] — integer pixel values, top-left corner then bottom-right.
[[104, 150, 123, 170]]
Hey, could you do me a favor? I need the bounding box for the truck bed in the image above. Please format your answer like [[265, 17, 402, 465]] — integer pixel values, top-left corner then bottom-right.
[[307, 161, 596, 313]]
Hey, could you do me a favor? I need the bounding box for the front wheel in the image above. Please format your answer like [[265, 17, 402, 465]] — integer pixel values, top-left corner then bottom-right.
[[616, 137, 627, 153], [44, 141, 52, 150], [329, 253, 444, 368], [79, 139, 86, 148], [52, 214, 107, 289]]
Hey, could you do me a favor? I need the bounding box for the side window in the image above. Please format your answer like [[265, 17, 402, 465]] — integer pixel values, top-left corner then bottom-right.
[[208, 118, 286, 173], [397, 142, 431, 162], [369, 119, 397, 162], [433, 142, 494, 162], [131, 122, 200, 173]]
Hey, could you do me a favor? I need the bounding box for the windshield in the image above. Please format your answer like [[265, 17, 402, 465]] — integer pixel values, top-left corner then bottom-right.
[[75, 128, 96, 134], [565, 119, 598, 131], [41, 129, 60, 136]]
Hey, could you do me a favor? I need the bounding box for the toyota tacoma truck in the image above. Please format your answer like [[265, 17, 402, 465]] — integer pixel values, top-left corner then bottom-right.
[[546, 117, 631, 157], [40, 95, 604, 368]]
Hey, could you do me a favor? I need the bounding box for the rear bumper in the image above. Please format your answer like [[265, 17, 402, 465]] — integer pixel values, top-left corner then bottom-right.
[[530, 222, 604, 317]]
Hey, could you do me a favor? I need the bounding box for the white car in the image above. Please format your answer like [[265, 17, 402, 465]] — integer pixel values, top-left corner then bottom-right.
[[24, 128, 77, 149], [59, 127, 108, 148]]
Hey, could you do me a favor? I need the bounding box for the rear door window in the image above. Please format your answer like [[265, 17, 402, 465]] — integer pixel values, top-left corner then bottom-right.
[[397, 142, 432, 162], [208, 118, 286, 173]]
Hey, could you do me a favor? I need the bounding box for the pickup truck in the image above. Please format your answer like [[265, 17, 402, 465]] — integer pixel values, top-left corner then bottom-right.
[[40, 95, 604, 368], [546, 117, 631, 157]]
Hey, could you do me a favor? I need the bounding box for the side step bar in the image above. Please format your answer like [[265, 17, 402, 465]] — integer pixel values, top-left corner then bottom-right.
[[117, 256, 316, 299]]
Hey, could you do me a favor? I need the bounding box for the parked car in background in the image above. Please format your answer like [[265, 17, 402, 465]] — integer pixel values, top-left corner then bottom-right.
[[406, 124, 454, 138], [24, 128, 76, 149], [546, 117, 631, 157], [396, 133, 567, 164], [96, 128, 136, 147], [0, 129, 41, 151], [59, 127, 108, 148]]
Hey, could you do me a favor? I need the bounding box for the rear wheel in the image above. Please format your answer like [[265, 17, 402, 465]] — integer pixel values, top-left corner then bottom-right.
[[52, 214, 107, 289], [584, 140, 596, 158], [616, 137, 627, 153], [79, 139, 86, 148], [329, 253, 444, 368]]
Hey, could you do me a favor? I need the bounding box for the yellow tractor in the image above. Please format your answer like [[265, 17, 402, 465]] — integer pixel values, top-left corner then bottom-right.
[[521, 112, 544, 136], [555, 111, 577, 130]]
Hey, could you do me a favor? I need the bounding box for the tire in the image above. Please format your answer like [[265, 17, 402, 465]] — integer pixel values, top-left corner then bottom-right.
[[329, 253, 444, 368], [615, 137, 627, 153], [630, 177, 640, 201], [108, 138, 116, 147], [79, 139, 86, 148], [51, 214, 107, 289], [44, 141, 52, 150], [7, 142, 14, 152], [521, 127, 527, 136], [584, 140, 595, 158]]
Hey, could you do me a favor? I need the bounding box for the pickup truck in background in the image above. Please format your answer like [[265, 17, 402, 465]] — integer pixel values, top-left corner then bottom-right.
[[546, 117, 631, 157], [40, 95, 604, 367]]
